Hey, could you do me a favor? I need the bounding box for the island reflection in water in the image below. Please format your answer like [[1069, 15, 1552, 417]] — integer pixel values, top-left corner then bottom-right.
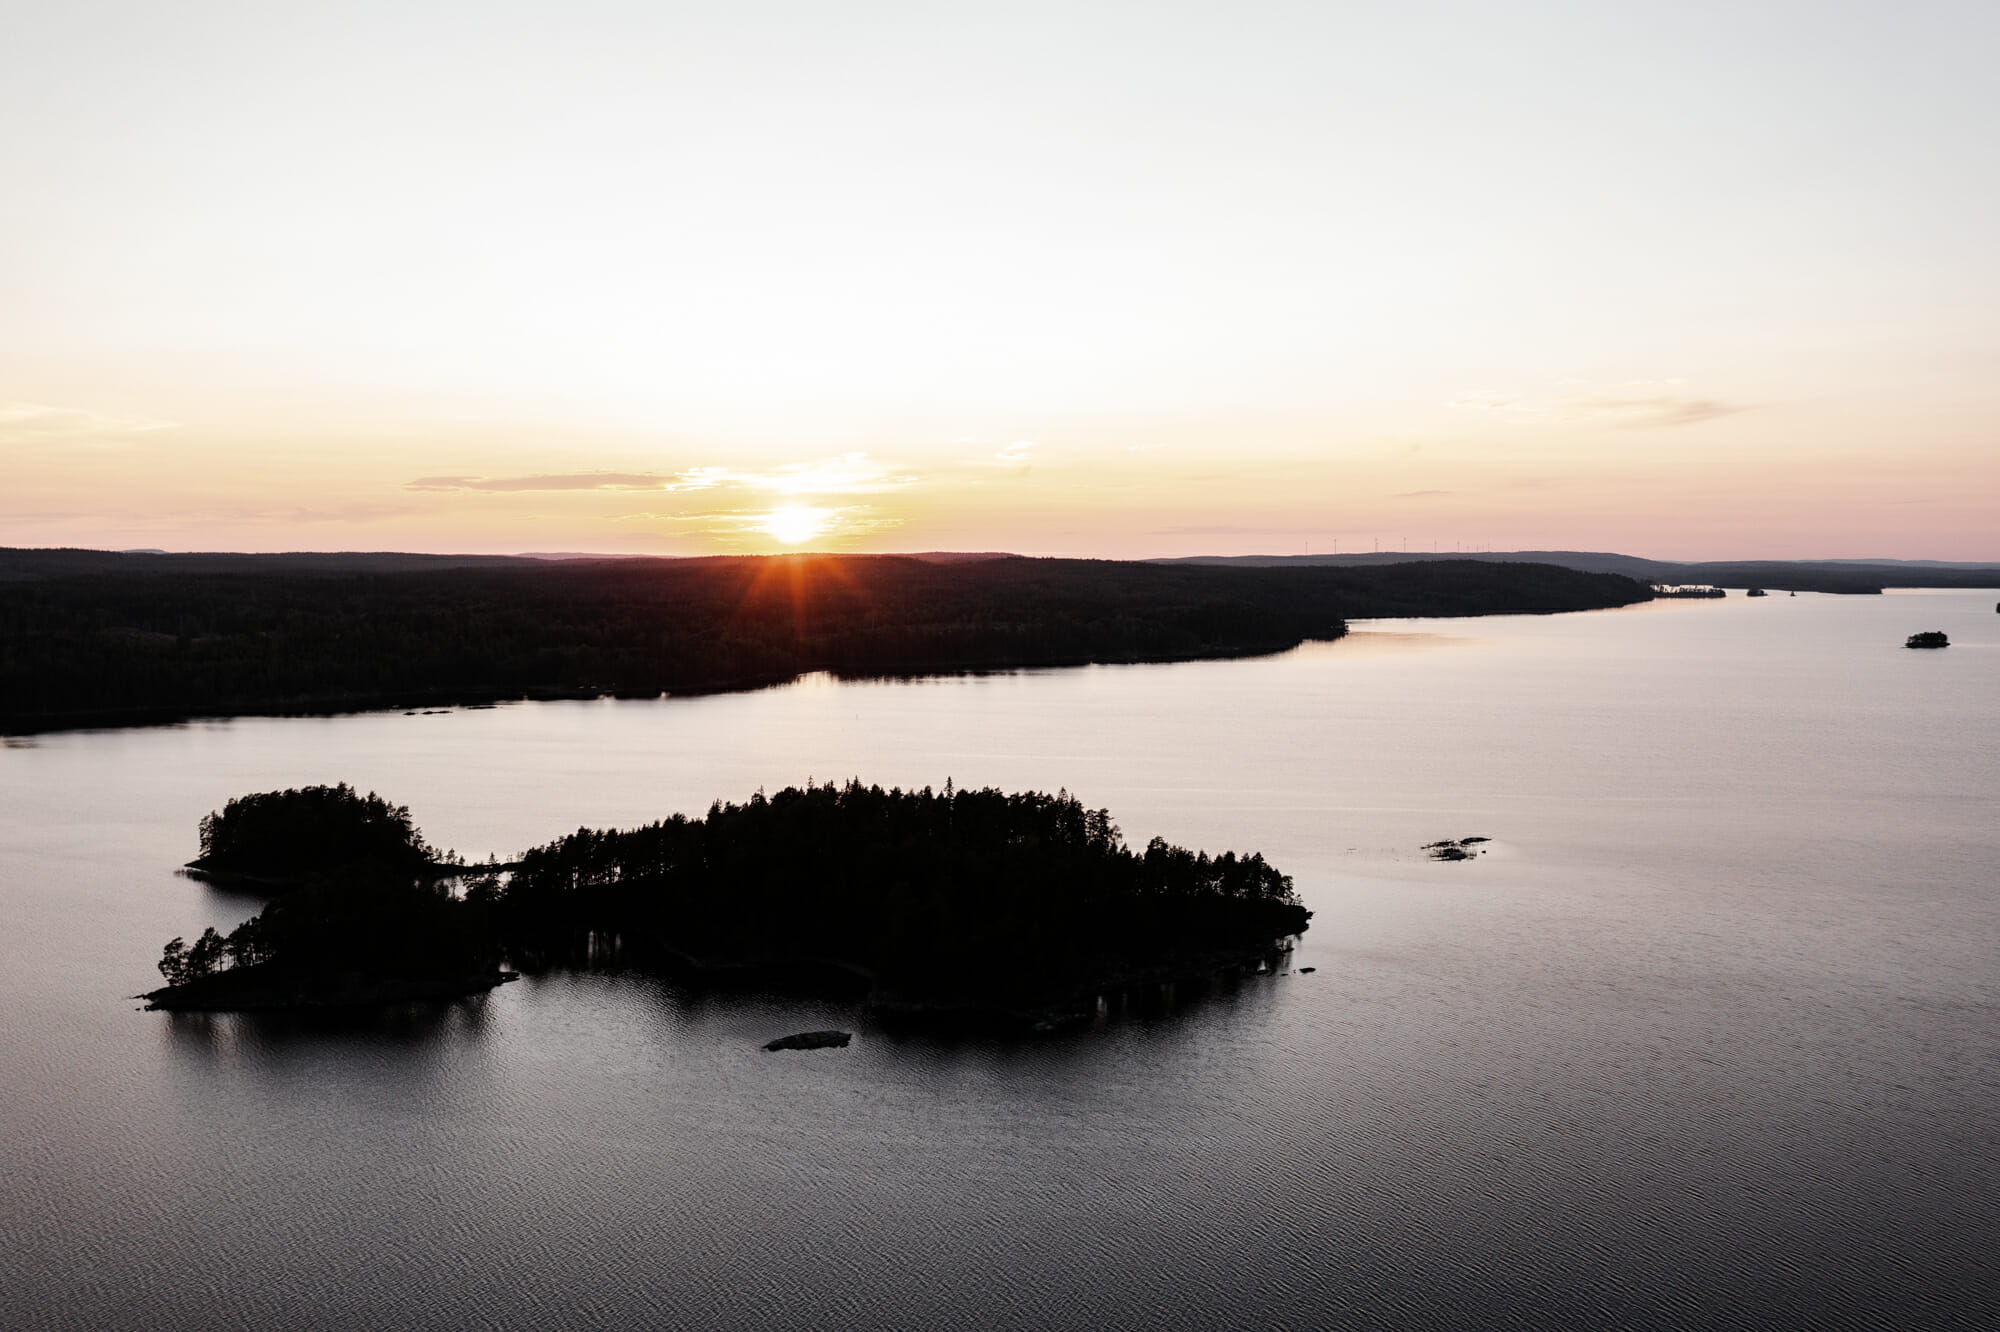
[[1289, 627, 1477, 657]]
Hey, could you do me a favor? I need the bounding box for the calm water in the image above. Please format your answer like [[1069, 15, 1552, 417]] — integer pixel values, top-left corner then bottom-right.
[[3, 591, 1996, 1330]]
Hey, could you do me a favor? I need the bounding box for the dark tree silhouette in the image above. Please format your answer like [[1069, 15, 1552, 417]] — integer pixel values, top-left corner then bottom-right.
[[191, 784, 442, 880], [146, 781, 1310, 1027], [494, 780, 1311, 1016], [157, 928, 226, 985], [5, 554, 1654, 732]]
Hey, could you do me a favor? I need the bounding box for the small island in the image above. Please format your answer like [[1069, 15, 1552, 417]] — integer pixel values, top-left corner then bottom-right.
[[1905, 631, 1950, 649], [184, 782, 458, 886], [148, 785, 512, 1011], [145, 781, 1311, 1031]]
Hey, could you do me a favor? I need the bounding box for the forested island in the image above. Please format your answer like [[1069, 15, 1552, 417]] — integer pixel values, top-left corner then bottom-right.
[[186, 783, 457, 885], [144, 782, 1311, 1030], [149, 785, 505, 1009], [3, 551, 1652, 733]]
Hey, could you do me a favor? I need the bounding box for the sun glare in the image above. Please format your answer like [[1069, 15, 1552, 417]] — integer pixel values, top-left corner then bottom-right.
[[761, 505, 830, 545]]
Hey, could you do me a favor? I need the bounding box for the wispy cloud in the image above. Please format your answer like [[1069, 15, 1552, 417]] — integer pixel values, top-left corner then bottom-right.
[[1394, 489, 1453, 499], [611, 505, 905, 540], [0, 400, 178, 441], [409, 453, 913, 496], [751, 454, 914, 496], [967, 440, 1038, 472], [1563, 393, 1748, 428], [1452, 382, 1751, 430], [409, 473, 673, 492]]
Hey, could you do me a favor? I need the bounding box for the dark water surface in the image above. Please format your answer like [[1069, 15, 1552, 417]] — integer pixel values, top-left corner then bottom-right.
[[4, 591, 1997, 1329]]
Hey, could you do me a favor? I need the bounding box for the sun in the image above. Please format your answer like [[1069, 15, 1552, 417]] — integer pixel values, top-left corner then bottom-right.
[[760, 505, 830, 545]]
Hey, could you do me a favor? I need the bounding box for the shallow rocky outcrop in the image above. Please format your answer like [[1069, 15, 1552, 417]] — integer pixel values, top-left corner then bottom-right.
[[764, 1030, 852, 1051], [1905, 631, 1950, 649]]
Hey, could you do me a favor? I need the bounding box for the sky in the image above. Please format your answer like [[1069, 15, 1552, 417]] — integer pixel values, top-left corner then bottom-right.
[[4, 0, 1997, 559]]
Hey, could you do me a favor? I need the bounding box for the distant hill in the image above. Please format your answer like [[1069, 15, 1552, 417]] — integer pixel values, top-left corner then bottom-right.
[[1155, 550, 2000, 593], [13, 545, 1992, 591], [0, 548, 539, 581]]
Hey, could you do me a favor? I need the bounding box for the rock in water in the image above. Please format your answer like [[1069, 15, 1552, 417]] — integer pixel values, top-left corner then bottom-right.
[[1905, 631, 1950, 649], [764, 1030, 852, 1052]]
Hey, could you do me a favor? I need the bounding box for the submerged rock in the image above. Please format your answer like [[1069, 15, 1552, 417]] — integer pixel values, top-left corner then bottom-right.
[[764, 1029, 852, 1052]]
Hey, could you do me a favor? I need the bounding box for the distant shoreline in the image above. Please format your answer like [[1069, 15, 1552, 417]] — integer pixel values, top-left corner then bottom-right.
[[2, 553, 1652, 736], [7, 643, 1308, 737]]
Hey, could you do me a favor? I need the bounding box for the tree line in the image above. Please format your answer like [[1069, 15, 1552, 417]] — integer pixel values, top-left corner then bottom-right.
[[488, 779, 1310, 1007], [192, 783, 444, 879], [5, 553, 1653, 731], [151, 781, 1312, 1021]]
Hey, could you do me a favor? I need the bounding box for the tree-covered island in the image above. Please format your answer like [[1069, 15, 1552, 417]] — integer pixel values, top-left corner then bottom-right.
[[152, 784, 506, 1009], [186, 783, 455, 885], [144, 781, 1311, 1030]]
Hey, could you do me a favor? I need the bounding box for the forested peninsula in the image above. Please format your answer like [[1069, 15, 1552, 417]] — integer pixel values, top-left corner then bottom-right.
[[144, 782, 1310, 1031], [2, 551, 1651, 733]]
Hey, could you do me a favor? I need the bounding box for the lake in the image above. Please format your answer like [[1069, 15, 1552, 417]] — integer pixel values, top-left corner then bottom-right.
[[3, 589, 1996, 1330]]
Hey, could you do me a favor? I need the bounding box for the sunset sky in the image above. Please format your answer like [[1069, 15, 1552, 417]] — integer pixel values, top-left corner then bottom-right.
[[5, 1, 1996, 559]]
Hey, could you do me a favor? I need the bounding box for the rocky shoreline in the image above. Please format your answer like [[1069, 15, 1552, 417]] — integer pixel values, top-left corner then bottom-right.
[[142, 964, 518, 1012]]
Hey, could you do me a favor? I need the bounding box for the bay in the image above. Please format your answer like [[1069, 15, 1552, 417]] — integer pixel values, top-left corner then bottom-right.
[[3, 590, 1996, 1329]]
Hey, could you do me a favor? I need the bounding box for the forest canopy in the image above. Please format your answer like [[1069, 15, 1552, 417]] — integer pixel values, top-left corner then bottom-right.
[[4, 553, 1654, 732], [191, 783, 443, 880], [492, 780, 1310, 1014], [147, 781, 1311, 1028]]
